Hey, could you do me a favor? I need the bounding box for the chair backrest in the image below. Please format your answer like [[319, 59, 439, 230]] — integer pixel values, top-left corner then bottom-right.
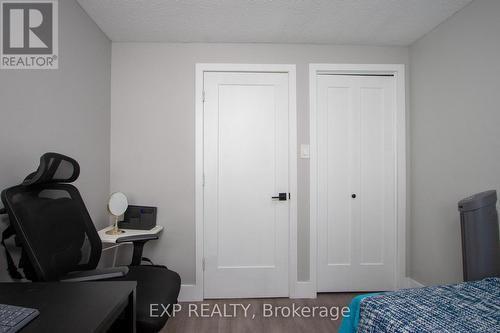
[[1, 153, 102, 281]]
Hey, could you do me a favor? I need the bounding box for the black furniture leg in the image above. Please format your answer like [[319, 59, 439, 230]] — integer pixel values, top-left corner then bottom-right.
[[124, 288, 136, 333]]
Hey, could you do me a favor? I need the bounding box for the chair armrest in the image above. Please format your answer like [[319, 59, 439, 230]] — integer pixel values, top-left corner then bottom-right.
[[115, 234, 159, 243], [60, 266, 129, 282], [116, 234, 159, 266]]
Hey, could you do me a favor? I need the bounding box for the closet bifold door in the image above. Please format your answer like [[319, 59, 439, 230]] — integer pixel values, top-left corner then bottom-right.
[[317, 74, 396, 292]]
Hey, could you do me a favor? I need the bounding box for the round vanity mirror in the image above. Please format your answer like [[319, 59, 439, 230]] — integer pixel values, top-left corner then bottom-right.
[[108, 192, 128, 216], [106, 192, 128, 235]]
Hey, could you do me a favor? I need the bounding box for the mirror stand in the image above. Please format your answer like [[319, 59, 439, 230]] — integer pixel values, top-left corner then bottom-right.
[[106, 215, 125, 235]]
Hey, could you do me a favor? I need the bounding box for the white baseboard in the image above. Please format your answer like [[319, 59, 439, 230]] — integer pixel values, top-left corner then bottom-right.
[[405, 277, 425, 289], [179, 278, 427, 301], [291, 281, 316, 299], [179, 284, 203, 302], [180, 279, 424, 301], [180, 282, 317, 301]]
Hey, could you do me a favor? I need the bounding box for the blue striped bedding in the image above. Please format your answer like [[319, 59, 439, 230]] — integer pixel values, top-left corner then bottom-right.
[[340, 277, 500, 333]]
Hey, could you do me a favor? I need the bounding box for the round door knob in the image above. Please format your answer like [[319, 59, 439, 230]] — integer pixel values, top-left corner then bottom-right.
[[351, 194, 356, 199]]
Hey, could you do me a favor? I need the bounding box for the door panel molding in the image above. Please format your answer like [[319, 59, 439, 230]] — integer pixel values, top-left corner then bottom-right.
[[194, 64, 297, 301], [310, 64, 407, 296]]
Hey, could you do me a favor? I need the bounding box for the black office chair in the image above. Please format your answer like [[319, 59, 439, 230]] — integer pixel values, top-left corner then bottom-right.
[[1, 153, 181, 332]]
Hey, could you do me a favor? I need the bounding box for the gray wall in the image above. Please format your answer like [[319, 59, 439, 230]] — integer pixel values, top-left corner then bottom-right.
[[0, 0, 111, 280], [111, 43, 409, 284], [409, 0, 500, 285]]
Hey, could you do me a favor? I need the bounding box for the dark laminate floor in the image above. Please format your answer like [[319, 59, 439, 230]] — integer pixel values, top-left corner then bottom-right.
[[162, 293, 360, 333]]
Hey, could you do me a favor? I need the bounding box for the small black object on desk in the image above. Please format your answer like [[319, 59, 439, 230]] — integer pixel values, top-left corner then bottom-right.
[[118, 205, 157, 230], [0, 282, 136, 333]]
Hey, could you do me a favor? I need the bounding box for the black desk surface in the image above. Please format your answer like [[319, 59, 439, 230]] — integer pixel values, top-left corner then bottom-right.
[[0, 281, 136, 333]]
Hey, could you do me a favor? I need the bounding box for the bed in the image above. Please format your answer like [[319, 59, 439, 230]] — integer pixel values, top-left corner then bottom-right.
[[339, 277, 500, 333]]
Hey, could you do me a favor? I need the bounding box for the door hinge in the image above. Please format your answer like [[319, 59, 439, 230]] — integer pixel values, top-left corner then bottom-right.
[[202, 258, 206, 271], [202, 173, 206, 187], [202, 90, 205, 102]]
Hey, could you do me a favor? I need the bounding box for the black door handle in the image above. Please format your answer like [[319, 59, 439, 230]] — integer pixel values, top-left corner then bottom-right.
[[272, 193, 288, 201], [352, 194, 357, 199]]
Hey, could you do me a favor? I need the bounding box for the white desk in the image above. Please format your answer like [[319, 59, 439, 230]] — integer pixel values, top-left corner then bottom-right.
[[98, 225, 163, 266], [98, 225, 163, 244]]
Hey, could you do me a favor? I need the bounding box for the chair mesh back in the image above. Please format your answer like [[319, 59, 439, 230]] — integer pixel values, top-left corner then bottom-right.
[[1, 153, 101, 281]]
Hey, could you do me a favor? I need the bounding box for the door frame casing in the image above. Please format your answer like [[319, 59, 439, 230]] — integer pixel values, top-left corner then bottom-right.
[[309, 64, 407, 296], [194, 64, 298, 300]]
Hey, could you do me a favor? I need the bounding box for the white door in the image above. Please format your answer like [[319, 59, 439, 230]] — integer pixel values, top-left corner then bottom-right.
[[203, 72, 290, 298], [317, 74, 396, 292]]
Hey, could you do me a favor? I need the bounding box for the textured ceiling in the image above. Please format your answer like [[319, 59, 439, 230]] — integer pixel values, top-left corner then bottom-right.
[[76, 0, 472, 45]]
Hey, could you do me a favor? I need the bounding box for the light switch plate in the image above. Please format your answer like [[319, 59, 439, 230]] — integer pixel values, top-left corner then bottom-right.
[[300, 144, 310, 159]]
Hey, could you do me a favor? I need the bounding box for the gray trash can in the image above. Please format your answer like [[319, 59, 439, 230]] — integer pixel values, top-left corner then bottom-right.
[[458, 190, 500, 281]]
